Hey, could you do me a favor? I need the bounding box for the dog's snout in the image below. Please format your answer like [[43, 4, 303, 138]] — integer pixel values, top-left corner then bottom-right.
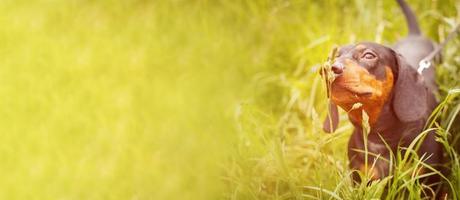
[[331, 62, 344, 75]]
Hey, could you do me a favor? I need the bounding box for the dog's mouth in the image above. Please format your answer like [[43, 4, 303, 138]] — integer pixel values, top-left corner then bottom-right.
[[344, 86, 373, 97], [332, 81, 374, 98]]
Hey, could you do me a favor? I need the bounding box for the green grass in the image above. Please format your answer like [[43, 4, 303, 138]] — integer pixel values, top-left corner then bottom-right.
[[0, 0, 458, 199], [223, 0, 460, 199]]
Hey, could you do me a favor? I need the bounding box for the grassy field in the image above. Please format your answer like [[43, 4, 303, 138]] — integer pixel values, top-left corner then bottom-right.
[[223, 0, 460, 199], [0, 0, 459, 199]]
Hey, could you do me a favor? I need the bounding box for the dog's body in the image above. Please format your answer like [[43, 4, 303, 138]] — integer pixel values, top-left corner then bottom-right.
[[322, 0, 445, 194]]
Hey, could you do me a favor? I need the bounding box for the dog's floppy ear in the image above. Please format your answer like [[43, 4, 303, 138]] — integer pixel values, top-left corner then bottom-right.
[[392, 53, 428, 122], [323, 101, 339, 133]]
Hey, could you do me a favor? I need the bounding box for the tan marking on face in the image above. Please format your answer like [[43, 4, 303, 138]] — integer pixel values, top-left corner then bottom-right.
[[331, 60, 394, 125], [355, 44, 367, 50]]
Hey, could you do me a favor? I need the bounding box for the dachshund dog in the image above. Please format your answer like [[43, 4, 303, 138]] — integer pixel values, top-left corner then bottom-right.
[[322, 0, 445, 194]]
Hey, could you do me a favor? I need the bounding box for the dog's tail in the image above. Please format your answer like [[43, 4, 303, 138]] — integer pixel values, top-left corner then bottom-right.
[[396, 0, 421, 35]]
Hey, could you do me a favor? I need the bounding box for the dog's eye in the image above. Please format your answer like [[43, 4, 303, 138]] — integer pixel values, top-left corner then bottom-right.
[[362, 52, 376, 60]]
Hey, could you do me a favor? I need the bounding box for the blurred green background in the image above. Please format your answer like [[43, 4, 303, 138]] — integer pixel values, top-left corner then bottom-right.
[[0, 0, 458, 199]]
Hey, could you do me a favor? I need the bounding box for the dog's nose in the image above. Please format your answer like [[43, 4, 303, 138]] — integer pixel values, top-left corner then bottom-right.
[[331, 62, 344, 75]]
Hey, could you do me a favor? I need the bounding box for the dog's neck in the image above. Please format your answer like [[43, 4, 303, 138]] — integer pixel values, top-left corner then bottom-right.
[[350, 93, 423, 146]]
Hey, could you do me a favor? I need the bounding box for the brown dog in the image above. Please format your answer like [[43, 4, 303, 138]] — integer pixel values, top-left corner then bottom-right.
[[322, 0, 445, 192]]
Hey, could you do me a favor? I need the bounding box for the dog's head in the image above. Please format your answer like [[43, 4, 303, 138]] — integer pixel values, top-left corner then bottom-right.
[[323, 42, 428, 133]]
